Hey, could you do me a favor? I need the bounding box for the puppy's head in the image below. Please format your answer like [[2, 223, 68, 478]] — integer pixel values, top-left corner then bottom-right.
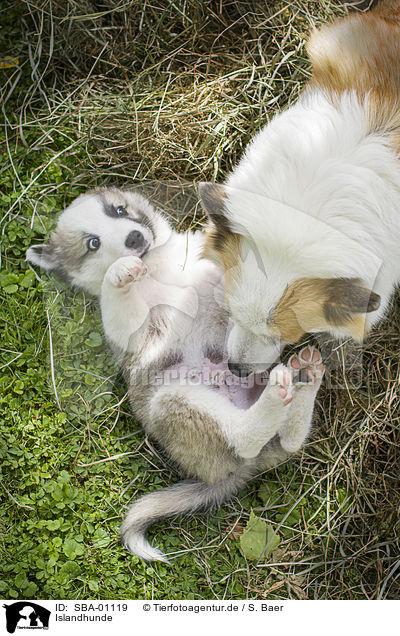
[[200, 182, 381, 369], [26, 188, 171, 295]]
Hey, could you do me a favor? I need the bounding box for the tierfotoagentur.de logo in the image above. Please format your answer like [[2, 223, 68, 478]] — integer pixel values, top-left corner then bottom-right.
[[3, 602, 50, 633]]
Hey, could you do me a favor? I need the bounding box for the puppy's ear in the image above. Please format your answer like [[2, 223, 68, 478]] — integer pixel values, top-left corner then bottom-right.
[[26, 244, 57, 271], [323, 278, 381, 325]]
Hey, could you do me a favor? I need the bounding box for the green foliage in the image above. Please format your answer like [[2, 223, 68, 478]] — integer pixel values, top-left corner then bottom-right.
[[239, 510, 281, 561], [240, 511, 268, 561]]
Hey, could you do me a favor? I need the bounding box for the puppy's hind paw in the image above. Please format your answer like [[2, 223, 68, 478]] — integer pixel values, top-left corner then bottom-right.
[[288, 345, 324, 385], [105, 256, 148, 288]]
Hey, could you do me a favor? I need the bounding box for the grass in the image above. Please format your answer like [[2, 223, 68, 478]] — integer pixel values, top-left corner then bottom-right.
[[0, 0, 399, 599]]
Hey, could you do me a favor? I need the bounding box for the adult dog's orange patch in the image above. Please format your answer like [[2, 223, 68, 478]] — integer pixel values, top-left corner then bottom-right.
[[203, 229, 241, 293], [272, 278, 380, 343]]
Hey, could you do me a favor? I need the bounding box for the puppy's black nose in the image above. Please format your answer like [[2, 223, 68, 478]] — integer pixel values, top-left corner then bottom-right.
[[227, 361, 252, 378], [125, 230, 146, 250]]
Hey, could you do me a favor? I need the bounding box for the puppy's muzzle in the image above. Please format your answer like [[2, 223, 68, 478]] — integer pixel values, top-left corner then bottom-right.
[[125, 230, 149, 256]]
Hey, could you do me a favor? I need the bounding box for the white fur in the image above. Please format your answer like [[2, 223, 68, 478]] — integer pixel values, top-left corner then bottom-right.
[[222, 89, 400, 356], [122, 530, 170, 564]]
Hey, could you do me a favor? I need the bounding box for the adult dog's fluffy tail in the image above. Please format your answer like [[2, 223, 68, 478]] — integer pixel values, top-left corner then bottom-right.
[[120, 476, 245, 562], [306, 0, 400, 151], [307, 0, 400, 97]]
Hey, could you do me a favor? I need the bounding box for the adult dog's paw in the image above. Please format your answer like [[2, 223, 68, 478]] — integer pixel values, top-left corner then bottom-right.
[[105, 256, 148, 288]]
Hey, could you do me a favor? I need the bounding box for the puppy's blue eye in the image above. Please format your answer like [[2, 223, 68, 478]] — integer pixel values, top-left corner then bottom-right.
[[116, 206, 128, 217], [87, 237, 100, 251]]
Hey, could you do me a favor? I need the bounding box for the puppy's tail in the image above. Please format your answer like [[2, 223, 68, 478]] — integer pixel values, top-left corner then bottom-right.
[[120, 475, 245, 563]]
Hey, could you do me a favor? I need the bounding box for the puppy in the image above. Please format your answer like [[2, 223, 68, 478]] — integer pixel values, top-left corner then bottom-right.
[[199, 0, 400, 371], [26, 187, 324, 562]]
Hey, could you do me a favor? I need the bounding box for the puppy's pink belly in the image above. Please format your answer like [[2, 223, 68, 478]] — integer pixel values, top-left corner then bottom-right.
[[164, 359, 268, 410]]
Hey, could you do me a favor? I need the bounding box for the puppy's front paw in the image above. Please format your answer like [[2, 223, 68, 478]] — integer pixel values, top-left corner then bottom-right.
[[268, 363, 293, 406], [105, 256, 148, 288]]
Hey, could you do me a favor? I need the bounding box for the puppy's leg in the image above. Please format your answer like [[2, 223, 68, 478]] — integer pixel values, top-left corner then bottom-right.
[[149, 363, 294, 463], [230, 363, 294, 458], [278, 346, 324, 453], [100, 256, 151, 352]]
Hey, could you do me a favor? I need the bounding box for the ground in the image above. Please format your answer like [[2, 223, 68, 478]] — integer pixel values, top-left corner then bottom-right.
[[0, 0, 399, 600]]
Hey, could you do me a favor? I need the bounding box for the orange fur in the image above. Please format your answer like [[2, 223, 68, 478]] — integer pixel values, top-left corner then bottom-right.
[[307, 1, 400, 149], [203, 229, 241, 293], [272, 278, 377, 342]]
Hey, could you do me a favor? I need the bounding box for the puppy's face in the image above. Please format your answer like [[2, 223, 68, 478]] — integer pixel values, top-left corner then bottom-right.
[[200, 183, 381, 371], [26, 188, 171, 296]]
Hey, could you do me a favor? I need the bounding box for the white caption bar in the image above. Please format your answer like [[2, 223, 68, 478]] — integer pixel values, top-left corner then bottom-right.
[[1, 599, 398, 635]]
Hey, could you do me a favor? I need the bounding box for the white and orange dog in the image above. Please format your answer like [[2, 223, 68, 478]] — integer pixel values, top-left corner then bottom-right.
[[200, 0, 400, 371]]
